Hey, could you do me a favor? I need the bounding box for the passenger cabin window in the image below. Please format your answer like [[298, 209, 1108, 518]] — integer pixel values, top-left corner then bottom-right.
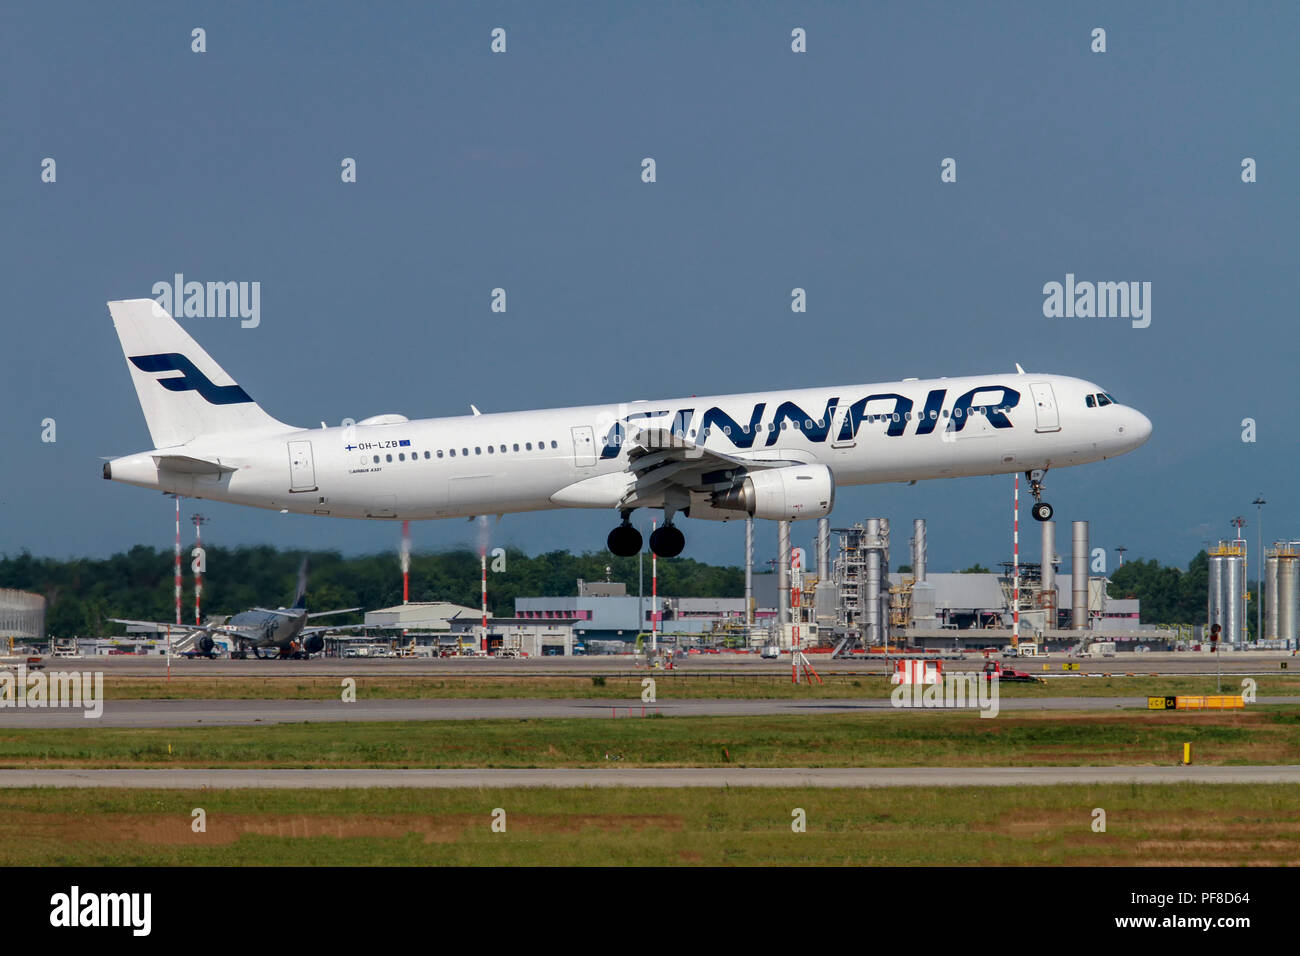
[[550, 440, 557, 448]]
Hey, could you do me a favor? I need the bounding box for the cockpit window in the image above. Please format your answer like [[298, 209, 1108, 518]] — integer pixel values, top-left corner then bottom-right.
[[1085, 394, 1096, 408], [1097, 393, 1113, 407]]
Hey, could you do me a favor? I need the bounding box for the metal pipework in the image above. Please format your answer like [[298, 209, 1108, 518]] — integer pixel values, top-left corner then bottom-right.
[[744, 517, 754, 627], [817, 517, 830, 583], [777, 520, 791, 641]]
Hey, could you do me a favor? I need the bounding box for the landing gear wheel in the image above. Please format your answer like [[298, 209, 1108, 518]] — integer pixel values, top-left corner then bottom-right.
[[1032, 501, 1053, 522], [607, 523, 643, 557], [649, 524, 685, 558]]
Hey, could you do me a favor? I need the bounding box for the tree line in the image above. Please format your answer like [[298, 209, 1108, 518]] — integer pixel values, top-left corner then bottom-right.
[[0, 545, 745, 639]]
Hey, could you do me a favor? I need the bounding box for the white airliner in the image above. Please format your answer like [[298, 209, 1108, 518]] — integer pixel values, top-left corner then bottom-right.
[[102, 299, 1151, 557]]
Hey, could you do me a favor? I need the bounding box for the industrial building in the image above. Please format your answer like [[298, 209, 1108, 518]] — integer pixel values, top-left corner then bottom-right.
[[362, 601, 580, 657], [0, 588, 45, 651]]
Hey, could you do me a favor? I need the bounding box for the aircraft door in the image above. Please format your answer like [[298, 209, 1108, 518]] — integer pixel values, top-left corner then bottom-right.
[[1029, 382, 1061, 433], [288, 440, 318, 492], [571, 426, 597, 467], [831, 404, 856, 448]]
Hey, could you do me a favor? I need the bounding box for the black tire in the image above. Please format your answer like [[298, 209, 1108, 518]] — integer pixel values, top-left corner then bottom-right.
[[650, 525, 685, 558], [607, 524, 643, 557], [1032, 502, 1053, 522]]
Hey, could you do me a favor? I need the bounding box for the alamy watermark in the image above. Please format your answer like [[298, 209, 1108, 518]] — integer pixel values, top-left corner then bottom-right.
[[153, 274, 260, 328], [891, 672, 1000, 718], [0, 665, 104, 718], [1042, 273, 1150, 328]]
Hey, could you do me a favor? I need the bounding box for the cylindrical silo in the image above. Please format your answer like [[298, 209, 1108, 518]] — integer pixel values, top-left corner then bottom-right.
[[1225, 549, 1245, 645], [1208, 541, 1247, 646], [1277, 547, 1299, 646], [1264, 549, 1280, 640]]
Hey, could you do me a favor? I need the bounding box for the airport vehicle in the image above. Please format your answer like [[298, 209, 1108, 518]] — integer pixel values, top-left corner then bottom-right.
[[1003, 642, 1039, 657], [982, 661, 1043, 683], [111, 560, 368, 659], [102, 299, 1152, 558], [761, 645, 780, 659]]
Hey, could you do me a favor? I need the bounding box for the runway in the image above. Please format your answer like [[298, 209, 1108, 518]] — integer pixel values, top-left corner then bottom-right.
[[64, 653, 1297, 678], [0, 696, 1294, 727], [3, 765, 1297, 788]]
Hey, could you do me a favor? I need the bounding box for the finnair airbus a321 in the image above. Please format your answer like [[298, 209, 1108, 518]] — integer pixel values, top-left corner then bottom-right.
[[102, 299, 1151, 557]]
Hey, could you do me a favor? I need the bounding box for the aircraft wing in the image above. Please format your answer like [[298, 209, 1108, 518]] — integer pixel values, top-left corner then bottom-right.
[[298, 623, 380, 638], [253, 607, 362, 619], [109, 619, 259, 640], [306, 607, 362, 618], [620, 425, 802, 507]]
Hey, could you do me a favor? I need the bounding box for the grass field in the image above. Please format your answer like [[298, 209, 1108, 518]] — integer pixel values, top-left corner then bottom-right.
[[90, 671, 1300, 700], [3, 783, 1297, 865], [4, 708, 1298, 768]]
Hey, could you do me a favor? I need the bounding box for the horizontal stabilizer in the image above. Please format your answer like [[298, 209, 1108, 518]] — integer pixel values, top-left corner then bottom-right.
[[152, 454, 237, 475]]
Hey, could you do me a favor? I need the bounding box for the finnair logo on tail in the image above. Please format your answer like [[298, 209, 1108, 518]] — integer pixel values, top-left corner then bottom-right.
[[129, 353, 253, 405]]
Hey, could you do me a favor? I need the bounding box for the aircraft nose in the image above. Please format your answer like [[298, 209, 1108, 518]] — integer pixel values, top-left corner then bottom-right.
[[1122, 408, 1153, 447]]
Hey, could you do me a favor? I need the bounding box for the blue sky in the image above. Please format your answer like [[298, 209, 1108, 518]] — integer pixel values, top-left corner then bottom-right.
[[2, 1, 1297, 576]]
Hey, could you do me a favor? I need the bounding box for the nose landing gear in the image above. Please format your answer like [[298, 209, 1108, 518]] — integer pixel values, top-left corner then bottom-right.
[[1026, 469, 1053, 521]]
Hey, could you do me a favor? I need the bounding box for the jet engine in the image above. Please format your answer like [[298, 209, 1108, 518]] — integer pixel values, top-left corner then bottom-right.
[[710, 464, 834, 520], [303, 634, 325, 655], [194, 635, 215, 655]]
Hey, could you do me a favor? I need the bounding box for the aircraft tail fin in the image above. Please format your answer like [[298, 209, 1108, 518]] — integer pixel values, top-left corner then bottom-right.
[[108, 299, 291, 448]]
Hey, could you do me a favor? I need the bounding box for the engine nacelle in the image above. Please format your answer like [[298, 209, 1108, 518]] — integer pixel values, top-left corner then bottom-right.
[[711, 464, 834, 521], [194, 635, 215, 655], [303, 634, 324, 655]]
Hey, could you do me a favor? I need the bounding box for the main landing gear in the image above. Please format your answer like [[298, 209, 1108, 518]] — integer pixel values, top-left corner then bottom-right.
[[606, 511, 687, 558], [1026, 469, 1053, 522], [649, 523, 685, 558], [607, 512, 642, 557]]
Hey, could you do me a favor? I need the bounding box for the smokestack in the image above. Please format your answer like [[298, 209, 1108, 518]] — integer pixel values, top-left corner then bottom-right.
[[817, 517, 830, 582], [745, 517, 754, 626], [912, 518, 927, 583], [1071, 520, 1089, 629], [401, 520, 411, 604], [777, 520, 791, 646], [865, 518, 881, 645]]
